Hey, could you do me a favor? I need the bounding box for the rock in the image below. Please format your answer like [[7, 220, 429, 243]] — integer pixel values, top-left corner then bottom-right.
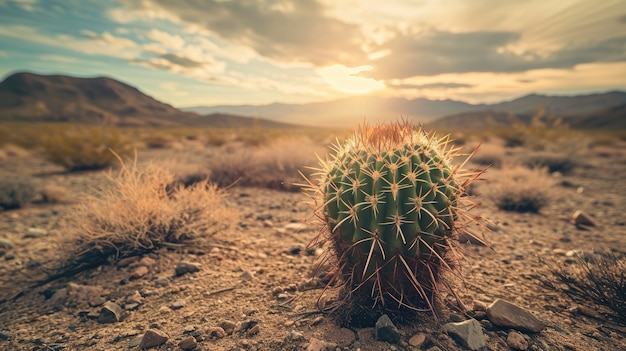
[[139, 256, 157, 267], [425, 348, 442, 351], [126, 290, 144, 305], [98, 301, 123, 323], [130, 266, 149, 280], [256, 214, 272, 220], [306, 337, 337, 351], [552, 249, 567, 256], [207, 326, 226, 338], [507, 331, 529, 350], [0, 238, 14, 249], [0, 330, 12, 340], [240, 270, 255, 281], [219, 320, 237, 335], [375, 314, 400, 344], [129, 336, 142, 348], [178, 336, 197, 350], [138, 329, 169, 349], [285, 222, 307, 231], [486, 299, 546, 333], [170, 300, 186, 310], [444, 319, 485, 350], [573, 210, 596, 227], [24, 227, 47, 238], [408, 333, 426, 347], [247, 324, 260, 335], [175, 261, 201, 276]]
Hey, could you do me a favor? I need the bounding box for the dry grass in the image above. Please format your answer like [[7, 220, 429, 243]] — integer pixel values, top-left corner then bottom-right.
[[0, 177, 37, 210], [52, 158, 233, 277], [522, 152, 578, 174], [484, 164, 555, 213], [470, 141, 508, 168], [207, 137, 326, 191], [545, 252, 626, 326]]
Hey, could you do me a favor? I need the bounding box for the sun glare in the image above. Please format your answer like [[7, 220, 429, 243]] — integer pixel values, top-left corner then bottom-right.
[[317, 64, 385, 94]]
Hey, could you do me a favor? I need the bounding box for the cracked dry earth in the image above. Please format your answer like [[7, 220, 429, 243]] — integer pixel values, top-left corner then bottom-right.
[[1, 142, 626, 351]]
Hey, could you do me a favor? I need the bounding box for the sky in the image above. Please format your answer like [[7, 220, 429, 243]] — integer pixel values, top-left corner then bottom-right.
[[1, 0, 626, 108]]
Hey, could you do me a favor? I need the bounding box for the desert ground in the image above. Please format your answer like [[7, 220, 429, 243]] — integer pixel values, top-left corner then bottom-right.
[[0, 126, 625, 351]]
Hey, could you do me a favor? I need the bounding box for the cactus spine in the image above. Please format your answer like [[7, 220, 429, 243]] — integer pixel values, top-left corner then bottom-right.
[[307, 122, 484, 315]]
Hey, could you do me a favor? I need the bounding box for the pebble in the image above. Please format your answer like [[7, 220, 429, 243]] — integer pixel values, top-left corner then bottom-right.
[[306, 337, 337, 351], [139, 256, 157, 267], [486, 299, 546, 333], [507, 331, 529, 350], [257, 214, 272, 220], [247, 324, 260, 335], [240, 270, 255, 281], [126, 290, 144, 305], [408, 333, 426, 347], [285, 222, 307, 231], [178, 336, 197, 350], [207, 326, 226, 338], [0, 238, 13, 249], [310, 316, 324, 326], [443, 319, 485, 350], [552, 249, 567, 256], [425, 347, 442, 351], [572, 210, 596, 227], [170, 300, 186, 310], [219, 320, 237, 335], [97, 301, 123, 323], [375, 314, 400, 344], [24, 227, 47, 238], [130, 265, 149, 280], [0, 330, 12, 340], [138, 329, 169, 349], [175, 261, 201, 276]]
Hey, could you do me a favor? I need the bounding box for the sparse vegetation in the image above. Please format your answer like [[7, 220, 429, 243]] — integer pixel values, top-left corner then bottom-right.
[[485, 165, 555, 213], [522, 152, 578, 174], [41, 127, 134, 171], [470, 142, 507, 168], [545, 252, 626, 326], [53, 158, 233, 277], [0, 177, 37, 210]]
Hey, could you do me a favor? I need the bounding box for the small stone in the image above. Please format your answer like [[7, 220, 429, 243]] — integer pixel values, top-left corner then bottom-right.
[[124, 303, 139, 311], [0, 238, 14, 249], [219, 320, 237, 335], [98, 301, 123, 323], [175, 261, 201, 276], [552, 249, 567, 256], [139, 256, 157, 267], [138, 329, 169, 349], [425, 347, 442, 351], [573, 210, 596, 227], [375, 314, 400, 344], [310, 316, 324, 326], [126, 290, 144, 305], [178, 336, 197, 350], [248, 324, 260, 335], [507, 331, 529, 350], [0, 330, 12, 340], [24, 227, 47, 238], [130, 266, 149, 280], [486, 299, 546, 333], [170, 300, 186, 310], [285, 223, 307, 231], [257, 214, 272, 220], [240, 270, 255, 281], [129, 336, 142, 348], [306, 337, 337, 351], [444, 319, 485, 350], [408, 333, 426, 347], [207, 326, 226, 338]]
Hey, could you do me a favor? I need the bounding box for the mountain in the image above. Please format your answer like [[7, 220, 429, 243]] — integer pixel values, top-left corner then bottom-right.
[[566, 103, 626, 129], [185, 91, 626, 127], [185, 95, 484, 126], [0, 72, 292, 128], [428, 110, 533, 129]]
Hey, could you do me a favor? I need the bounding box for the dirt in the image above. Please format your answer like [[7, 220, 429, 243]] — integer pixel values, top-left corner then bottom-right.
[[1, 142, 625, 351]]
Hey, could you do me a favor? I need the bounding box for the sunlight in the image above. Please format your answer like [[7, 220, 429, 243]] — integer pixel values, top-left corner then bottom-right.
[[317, 64, 385, 94]]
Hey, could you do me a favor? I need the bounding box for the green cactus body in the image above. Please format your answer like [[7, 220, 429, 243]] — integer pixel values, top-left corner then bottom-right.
[[313, 122, 480, 313]]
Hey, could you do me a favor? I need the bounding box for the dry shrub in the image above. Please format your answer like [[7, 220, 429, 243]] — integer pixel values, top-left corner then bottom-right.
[[545, 252, 626, 326], [522, 152, 578, 174], [485, 165, 555, 213], [0, 177, 37, 210], [54, 159, 233, 276], [207, 137, 326, 191], [41, 127, 133, 171], [142, 133, 173, 149]]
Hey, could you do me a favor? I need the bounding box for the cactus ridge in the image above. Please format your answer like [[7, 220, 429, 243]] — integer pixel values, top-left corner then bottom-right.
[[305, 122, 486, 315]]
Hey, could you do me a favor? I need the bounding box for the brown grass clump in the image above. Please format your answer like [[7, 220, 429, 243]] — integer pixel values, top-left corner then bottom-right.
[[470, 141, 507, 168], [52, 158, 233, 277], [41, 126, 134, 171], [485, 165, 555, 213], [0, 177, 37, 210], [207, 137, 326, 191], [522, 152, 578, 174], [545, 252, 626, 326]]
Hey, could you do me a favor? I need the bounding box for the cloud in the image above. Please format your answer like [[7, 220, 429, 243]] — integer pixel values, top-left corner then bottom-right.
[[367, 29, 626, 79], [389, 82, 473, 90], [317, 64, 385, 94], [119, 0, 368, 66]]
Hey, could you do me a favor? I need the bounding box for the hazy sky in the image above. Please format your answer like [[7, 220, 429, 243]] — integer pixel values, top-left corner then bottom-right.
[[1, 0, 625, 107]]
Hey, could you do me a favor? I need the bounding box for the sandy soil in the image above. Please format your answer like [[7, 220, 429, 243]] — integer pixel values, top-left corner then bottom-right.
[[1, 142, 625, 351]]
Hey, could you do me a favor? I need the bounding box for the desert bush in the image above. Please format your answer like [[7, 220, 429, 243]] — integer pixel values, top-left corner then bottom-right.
[[142, 133, 172, 149], [207, 137, 326, 191], [485, 165, 555, 213], [522, 152, 578, 174], [545, 252, 626, 326], [0, 177, 37, 210], [53, 159, 233, 276], [471, 142, 507, 168], [41, 127, 133, 171]]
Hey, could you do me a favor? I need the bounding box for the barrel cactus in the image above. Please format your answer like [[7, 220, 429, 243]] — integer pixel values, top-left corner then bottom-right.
[[305, 122, 486, 319]]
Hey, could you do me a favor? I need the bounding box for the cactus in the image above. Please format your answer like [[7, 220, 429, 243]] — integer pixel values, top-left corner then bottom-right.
[[305, 122, 485, 317]]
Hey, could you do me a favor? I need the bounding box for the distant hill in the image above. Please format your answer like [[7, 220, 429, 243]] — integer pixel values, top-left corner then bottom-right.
[[566, 103, 626, 129], [0, 72, 292, 128], [428, 110, 533, 129], [185, 91, 626, 127]]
